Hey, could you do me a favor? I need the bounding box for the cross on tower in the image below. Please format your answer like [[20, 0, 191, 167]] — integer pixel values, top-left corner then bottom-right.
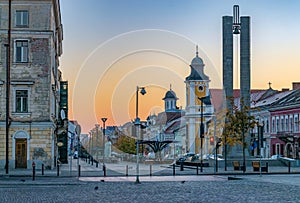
[[268, 82, 272, 89]]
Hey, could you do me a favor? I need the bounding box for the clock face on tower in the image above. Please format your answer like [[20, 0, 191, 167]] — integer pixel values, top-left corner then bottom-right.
[[195, 83, 206, 105], [198, 85, 204, 92]]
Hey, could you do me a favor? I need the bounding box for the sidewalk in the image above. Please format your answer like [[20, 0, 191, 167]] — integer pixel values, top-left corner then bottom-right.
[[1, 157, 300, 178], [1, 158, 300, 187]]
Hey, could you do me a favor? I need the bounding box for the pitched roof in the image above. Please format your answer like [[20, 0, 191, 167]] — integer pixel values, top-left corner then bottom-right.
[[252, 90, 293, 109]]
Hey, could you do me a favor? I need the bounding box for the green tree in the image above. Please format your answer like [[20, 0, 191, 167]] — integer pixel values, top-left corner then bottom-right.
[[222, 99, 257, 147], [222, 98, 257, 172], [114, 135, 137, 154]]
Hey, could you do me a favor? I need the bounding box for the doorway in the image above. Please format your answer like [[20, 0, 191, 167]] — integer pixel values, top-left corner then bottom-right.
[[15, 139, 27, 168]]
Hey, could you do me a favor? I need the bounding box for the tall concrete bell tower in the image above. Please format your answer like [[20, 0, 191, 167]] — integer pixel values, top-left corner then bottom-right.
[[223, 5, 251, 110]]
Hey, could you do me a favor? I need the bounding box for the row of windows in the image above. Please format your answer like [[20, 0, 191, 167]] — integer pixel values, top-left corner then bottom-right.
[[271, 115, 300, 133], [3, 10, 30, 62]]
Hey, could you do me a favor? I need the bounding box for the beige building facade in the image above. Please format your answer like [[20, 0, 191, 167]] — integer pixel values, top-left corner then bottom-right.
[[0, 0, 64, 169]]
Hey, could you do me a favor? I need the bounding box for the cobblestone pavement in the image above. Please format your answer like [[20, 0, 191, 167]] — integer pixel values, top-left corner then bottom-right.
[[0, 175, 300, 202], [1, 158, 300, 202]]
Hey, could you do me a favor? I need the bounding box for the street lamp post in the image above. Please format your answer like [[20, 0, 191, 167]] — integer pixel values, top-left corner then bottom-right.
[[88, 131, 92, 164], [95, 124, 99, 165], [198, 96, 210, 173], [75, 125, 81, 176], [200, 99, 204, 173], [258, 120, 264, 177], [135, 86, 146, 184], [242, 120, 246, 173], [101, 118, 107, 173], [213, 115, 217, 173], [91, 130, 94, 165]]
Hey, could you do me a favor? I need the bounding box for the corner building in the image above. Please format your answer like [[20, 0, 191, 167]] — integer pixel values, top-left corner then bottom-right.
[[0, 0, 65, 169]]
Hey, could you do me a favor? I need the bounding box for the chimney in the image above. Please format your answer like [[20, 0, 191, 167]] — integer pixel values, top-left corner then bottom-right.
[[292, 82, 300, 90], [281, 88, 290, 92]]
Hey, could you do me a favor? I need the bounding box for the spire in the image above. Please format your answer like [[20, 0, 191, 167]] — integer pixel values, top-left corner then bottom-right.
[[196, 45, 198, 57], [170, 84, 172, 90]]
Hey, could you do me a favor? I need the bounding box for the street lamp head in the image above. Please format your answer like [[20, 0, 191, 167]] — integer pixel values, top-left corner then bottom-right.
[[198, 95, 211, 105], [140, 87, 146, 95], [101, 118, 108, 123], [135, 117, 141, 125]]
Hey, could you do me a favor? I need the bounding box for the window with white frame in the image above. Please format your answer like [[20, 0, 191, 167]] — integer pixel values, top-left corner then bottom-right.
[[285, 116, 289, 131], [272, 117, 275, 133], [15, 40, 28, 63], [15, 10, 29, 27], [295, 115, 299, 132], [280, 116, 284, 132], [15, 89, 28, 113], [266, 119, 269, 133], [290, 116, 293, 132], [276, 117, 279, 132]]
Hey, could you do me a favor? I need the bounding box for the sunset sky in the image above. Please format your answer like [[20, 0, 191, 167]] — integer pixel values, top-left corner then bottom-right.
[[59, 0, 300, 133]]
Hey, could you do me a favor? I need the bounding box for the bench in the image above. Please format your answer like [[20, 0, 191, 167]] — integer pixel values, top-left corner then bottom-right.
[[252, 161, 268, 172], [232, 161, 244, 171]]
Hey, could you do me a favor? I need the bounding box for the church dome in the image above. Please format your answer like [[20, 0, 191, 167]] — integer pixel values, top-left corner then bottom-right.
[[163, 89, 178, 100], [191, 55, 204, 66], [186, 46, 209, 81]]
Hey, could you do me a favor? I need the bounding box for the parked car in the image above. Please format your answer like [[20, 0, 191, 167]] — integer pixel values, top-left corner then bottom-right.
[[73, 151, 78, 159], [202, 154, 211, 160], [190, 154, 199, 162], [177, 153, 195, 162], [146, 152, 155, 159], [177, 157, 187, 162], [271, 154, 282, 159], [209, 154, 224, 160]]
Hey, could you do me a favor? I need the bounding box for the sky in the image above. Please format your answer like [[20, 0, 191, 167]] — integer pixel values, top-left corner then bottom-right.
[[59, 0, 300, 133]]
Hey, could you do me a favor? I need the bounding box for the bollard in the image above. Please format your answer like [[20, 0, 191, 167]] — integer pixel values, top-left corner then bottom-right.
[[42, 164, 44, 176], [180, 161, 184, 171], [126, 165, 128, 177], [32, 162, 36, 181], [150, 165, 152, 177], [197, 164, 199, 175], [103, 164, 106, 177], [173, 163, 176, 176], [288, 162, 291, 173], [57, 164, 60, 176], [78, 165, 81, 177]]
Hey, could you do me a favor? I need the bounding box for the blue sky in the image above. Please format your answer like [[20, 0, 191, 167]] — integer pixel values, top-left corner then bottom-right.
[[59, 0, 300, 131], [60, 0, 300, 88]]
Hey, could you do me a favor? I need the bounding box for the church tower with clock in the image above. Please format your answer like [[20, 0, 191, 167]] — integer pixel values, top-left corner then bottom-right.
[[185, 47, 213, 154]]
